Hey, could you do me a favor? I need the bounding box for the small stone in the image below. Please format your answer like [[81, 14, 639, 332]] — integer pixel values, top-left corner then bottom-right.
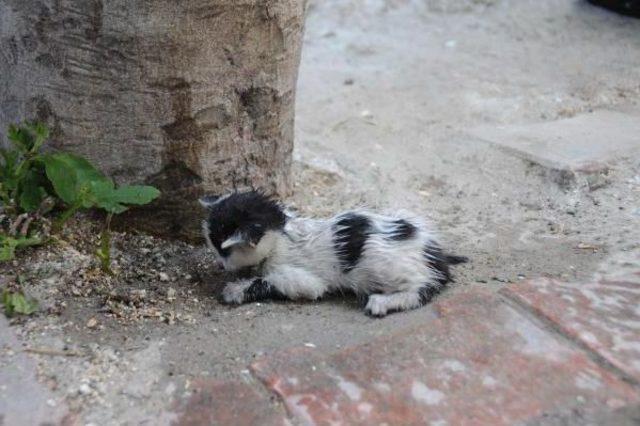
[[130, 289, 147, 301], [78, 383, 92, 395], [159, 272, 170, 282], [576, 243, 598, 251], [166, 287, 177, 301], [86, 318, 98, 329], [344, 78, 354, 85]]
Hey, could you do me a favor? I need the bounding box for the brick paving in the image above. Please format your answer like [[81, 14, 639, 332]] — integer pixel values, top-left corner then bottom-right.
[[251, 289, 639, 425], [504, 274, 640, 384], [173, 379, 289, 426]]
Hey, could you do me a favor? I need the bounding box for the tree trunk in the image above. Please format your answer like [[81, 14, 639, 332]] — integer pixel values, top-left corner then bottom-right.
[[0, 0, 306, 241]]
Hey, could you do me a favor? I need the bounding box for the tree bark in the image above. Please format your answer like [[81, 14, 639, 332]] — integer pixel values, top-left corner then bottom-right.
[[0, 0, 306, 240]]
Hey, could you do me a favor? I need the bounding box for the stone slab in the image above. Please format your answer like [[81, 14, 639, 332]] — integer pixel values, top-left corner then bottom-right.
[[503, 274, 640, 384], [252, 289, 640, 425], [470, 110, 640, 172], [172, 379, 289, 426], [0, 316, 74, 426]]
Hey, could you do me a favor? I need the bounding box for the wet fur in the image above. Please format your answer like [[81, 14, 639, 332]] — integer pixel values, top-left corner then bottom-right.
[[202, 191, 467, 317]]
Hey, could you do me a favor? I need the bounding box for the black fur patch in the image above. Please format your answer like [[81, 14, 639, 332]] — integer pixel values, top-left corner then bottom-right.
[[204, 191, 286, 257], [385, 219, 417, 241], [333, 213, 371, 272], [423, 244, 468, 285], [243, 278, 287, 303], [418, 285, 443, 305]]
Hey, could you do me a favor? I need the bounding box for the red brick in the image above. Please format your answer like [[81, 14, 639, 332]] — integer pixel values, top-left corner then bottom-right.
[[173, 379, 289, 426], [252, 289, 639, 425], [503, 273, 640, 384]]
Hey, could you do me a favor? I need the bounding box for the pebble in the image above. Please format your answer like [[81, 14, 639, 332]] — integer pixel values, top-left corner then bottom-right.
[[86, 318, 98, 329], [159, 272, 170, 282], [166, 288, 177, 301], [78, 383, 92, 395]]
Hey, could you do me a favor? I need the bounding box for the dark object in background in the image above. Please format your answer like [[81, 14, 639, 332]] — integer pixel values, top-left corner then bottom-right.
[[588, 0, 640, 17]]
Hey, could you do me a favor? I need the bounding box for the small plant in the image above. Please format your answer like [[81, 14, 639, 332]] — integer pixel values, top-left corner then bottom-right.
[[43, 151, 160, 272], [0, 123, 53, 257], [1, 289, 38, 317], [0, 234, 42, 261], [0, 122, 51, 214], [0, 122, 160, 271]]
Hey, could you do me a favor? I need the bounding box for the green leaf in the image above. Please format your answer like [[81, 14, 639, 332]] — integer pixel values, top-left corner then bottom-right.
[[112, 185, 160, 205], [26, 122, 49, 153], [0, 147, 19, 173], [43, 154, 79, 204], [0, 148, 20, 191], [58, 153, 108, 184], [7, 122, 49, 155], [88, 180, 125, 213], [0, 235, 43, 261], [0, 236, 19, 261], [1, 290, 38, 317], [44, 152, 112, 208], [7, 124, 33, 153], [1, 290, 14, 316], [13, 293, 38, 315], [89, 183, 159, 214], [18, 168, 48, 212]]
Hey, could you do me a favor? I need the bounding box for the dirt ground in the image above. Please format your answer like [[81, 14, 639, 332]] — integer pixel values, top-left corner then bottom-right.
[[2, 1, 640, 424]]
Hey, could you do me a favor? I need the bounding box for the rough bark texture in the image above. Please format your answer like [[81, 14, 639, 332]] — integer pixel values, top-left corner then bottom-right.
[[0, 0, 306, 240]]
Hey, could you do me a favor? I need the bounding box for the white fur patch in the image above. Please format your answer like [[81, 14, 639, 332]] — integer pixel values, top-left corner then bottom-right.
[[221, 280, 254, 304], [365, 292, 422, 317]]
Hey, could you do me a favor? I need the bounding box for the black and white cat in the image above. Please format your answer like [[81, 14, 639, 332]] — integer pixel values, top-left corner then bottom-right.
[[201, 191, 467, 317]]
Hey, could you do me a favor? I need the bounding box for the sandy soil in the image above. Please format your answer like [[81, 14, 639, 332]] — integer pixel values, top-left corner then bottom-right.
[[2, 1, 640, 424]]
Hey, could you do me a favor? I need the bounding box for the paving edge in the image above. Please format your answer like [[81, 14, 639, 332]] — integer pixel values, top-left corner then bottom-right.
[[499, 288, 640, 389]]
